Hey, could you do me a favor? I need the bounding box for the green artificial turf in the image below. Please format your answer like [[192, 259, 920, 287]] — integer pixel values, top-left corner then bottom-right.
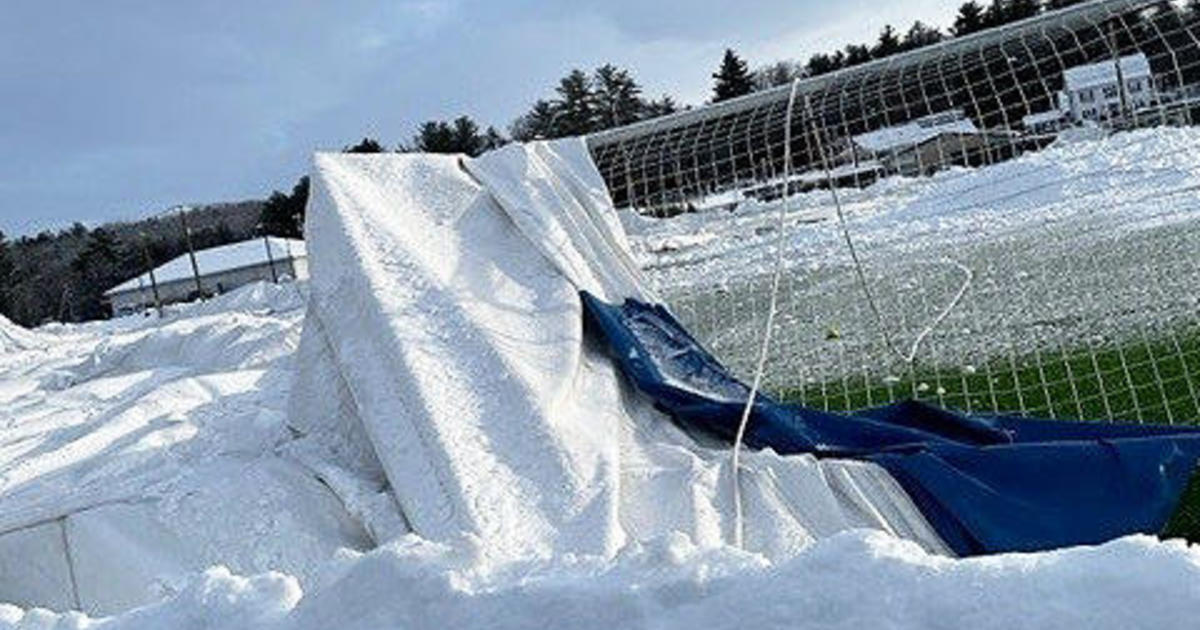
[[777, 327, 1200, 542]]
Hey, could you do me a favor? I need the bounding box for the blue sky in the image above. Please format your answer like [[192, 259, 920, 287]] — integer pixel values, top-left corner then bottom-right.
[[0, 0, 962, 237]]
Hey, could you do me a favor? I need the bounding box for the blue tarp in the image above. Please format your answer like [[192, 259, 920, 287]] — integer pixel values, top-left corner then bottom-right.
[[581, 292, 1200, 556]]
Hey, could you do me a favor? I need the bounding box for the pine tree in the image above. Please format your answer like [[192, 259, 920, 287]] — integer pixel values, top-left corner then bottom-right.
[[344, 138, 385, 153], [753, 61, 804, 90], [260, 177, 308, 239], [450, 116, 484, 156], [70, 228, 123, 321], [844, 44, 873, 67], [414, 121, 455, 153], [593, 64, 645, 128], [1044, 0, 1082, 10], [953, 1, 987, 36], [806, 52, 842, 77], [1006, 0, 1041, 22], [290, 176, 310, 235], [711, 49, 754, 102], [904, 21, 945, 50], [510, 100, 559, 141], [555, 69, 597, 136], [983, 0, 1039, 27], [0, 230, 12, 316], [481, 127, 507, 152], [643, 95, 680, 118], [873, 25, 903, 58], [412, 116, 499, 156]]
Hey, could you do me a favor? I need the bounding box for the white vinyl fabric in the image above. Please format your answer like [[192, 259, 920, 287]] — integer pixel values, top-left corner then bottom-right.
[[290, 138, 950, 562]]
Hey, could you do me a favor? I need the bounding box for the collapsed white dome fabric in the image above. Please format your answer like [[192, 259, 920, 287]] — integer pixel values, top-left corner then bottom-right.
[[291, 138, 948, 561]]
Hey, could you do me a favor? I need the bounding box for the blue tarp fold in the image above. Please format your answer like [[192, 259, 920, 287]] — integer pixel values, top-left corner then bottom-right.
[[581, 292, 1200, 556]]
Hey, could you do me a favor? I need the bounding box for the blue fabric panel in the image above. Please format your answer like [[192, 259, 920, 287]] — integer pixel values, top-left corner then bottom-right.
[[581, 292, 1200, 556]]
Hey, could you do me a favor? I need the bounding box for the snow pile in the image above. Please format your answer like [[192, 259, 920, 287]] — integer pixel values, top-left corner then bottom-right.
[[173, 278, 307, 320], [9, 532, 1200, 630], [0, 314, 42, 354], [0, 280, 370, 616], [0, 567, 299, 629], [284, 531, 1200, 630]]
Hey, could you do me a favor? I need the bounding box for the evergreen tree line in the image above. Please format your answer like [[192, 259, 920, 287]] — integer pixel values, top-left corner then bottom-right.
[[735, 0, 1091, 97], [510, 65, 680, 140]]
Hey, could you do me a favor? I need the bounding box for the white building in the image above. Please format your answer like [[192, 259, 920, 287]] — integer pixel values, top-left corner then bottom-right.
[[848, 109, 1008, 177], [1059, 53, 1156, 123], [851, 109, 980, 157], [1021, 108, 1070, 135], [104, 237, 307, 315]]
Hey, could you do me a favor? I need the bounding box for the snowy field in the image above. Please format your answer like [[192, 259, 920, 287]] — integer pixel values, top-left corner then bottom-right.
[[3, 130, 1200, 628], [624, 127, 1200, 416]]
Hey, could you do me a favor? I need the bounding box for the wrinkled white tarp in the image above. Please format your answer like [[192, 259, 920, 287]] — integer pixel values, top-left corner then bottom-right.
[[291, 138, 949, 561]]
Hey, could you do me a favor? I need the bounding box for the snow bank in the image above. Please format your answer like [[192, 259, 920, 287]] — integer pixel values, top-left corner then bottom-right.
[[0, 567, 300, 629], [0, 314, 42, 354], [0, 280, 370, 616], [14, 531, 1200, 630], [283, 531, 1200, 630]]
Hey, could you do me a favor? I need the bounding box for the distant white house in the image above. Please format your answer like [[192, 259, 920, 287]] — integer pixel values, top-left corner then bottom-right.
[[848, 110, 1010, 177], [104, 237, 307, 315], [851, 109, 980, 156], [1021, 107, 1071, 135], [1025, 53, 1157, 133]]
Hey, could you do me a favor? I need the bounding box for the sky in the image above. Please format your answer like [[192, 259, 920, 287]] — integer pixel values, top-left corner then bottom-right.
[[0, 0, 964, 237]]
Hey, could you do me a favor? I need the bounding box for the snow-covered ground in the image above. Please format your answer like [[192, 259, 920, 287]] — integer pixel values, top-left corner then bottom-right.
[[5, 286, 1200, 629], [625, 128, 1200, 398], [2, 130, 1200, 628], [0, 282, 376, 619]]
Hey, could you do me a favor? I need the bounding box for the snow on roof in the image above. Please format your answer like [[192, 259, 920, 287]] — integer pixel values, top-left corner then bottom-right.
[[852, 110, 979, 153], [794, 160, 884, 184], [1062, 53, 1151, 92], [106, 237, 306, 295], [1023, 109, 1068, 127]]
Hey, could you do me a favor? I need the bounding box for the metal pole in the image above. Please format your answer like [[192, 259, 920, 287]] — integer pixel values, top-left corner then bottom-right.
[[178, 207, 204, 299], [139, 231, 163, 318], [1109, 22, 1129, 125], [262, 232, 278, 283]]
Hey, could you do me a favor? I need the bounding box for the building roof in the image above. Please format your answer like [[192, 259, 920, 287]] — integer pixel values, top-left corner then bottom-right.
[[106, 237, 306, 296], [1062, 53, 1151, 92], [852, 110, 979, 153], [1022, 109, 1068, 127], [794, 160, 884, 184]]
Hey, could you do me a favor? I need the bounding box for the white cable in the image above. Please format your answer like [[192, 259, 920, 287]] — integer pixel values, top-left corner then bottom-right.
[[804, 97, 972, 367], [730, 79, 802, 549]]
